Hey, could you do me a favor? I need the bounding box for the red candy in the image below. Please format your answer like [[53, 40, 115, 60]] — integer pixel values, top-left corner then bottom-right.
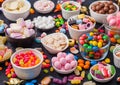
[[13, 51, 40, 67]]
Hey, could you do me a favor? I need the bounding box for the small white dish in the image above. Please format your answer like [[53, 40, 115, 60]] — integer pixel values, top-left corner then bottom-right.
[[41, 33, 69, 54]]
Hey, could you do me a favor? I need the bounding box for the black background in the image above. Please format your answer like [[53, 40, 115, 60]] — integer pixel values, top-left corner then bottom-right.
[[0, 0, 120, 85]]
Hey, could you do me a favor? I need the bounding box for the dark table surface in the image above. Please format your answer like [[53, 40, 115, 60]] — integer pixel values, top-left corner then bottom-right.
[[0, 0, 120, 85]]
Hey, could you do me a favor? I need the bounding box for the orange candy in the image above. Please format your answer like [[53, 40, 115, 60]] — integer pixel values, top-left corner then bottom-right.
[[45, 59, 50, 64], [30, 8, 35, 14], [110, 38, 116, 43], [109, 31, 115, 35], [0, 0, 4, 3], [78, 59, 84, 64], [0, 67, 2, 70], [83, 65, 89, 69], [5, 61, 9, 66], [85, 61, 90, 65], [79, 63, 84, 68]]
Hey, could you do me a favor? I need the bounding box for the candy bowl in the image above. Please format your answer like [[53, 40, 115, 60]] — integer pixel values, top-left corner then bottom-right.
[[90, 63, 116, 83], [61, 1, 81, 20], [10, 48, 43, 80], [78, 32, 110, 61], [1, 0, 31, 21], [89, 1, 119, 23], [5, 18, 36, 47], [67, 14, 96, 40], [32, 16, 55, 31], [33, 0, 55, 14], [52, 52, 77, 74], [41, 33, 69, 54]]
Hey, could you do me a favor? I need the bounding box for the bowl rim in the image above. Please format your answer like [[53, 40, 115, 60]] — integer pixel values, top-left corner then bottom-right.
[[33, 0, 55, 13], [90, 63, 116, 81], [52, 58, 77, 74], [2, 0, 31, 14], [41, 33, 69, 52], [10, 48, 43, 70], [113, 46, 120, 60], [89, 1, 119, 16], [67, 15, 96, 32], [61, 1, 81, 13]]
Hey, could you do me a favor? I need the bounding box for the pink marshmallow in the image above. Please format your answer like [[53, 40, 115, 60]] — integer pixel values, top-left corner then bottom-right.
[[67, 54, 74, 60], [57, 52, 64, 59], [116, 12, 120, 18], [52, 57, 58, 63], [83, 18, 89, 23], [107, 14, 115, 22], [78, 24, 86, 30], [66, 55, 72, 63], [62, 52, 67, 58], [54, 61, 61, 69], [59, 58, 67, 65], [109, 19, 116, 26], [65, 63, 71, 70], [70, 60, 77, 68]]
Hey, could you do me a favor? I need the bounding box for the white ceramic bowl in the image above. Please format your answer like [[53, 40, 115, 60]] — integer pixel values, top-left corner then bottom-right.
[[67, 15, 96, 40], [41, 33, 69, 54], [33, 0, 55, 14], [90, 64, 116, 83], [89, 1, 119, 23], [52, 60, 77, 74], [113, 46, 120, 68], [61, 1, 81, 20], [1, 0, 31, 21], [10, 49, 43, 80]]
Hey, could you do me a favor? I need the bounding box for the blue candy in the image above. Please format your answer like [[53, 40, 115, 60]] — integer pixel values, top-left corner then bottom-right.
[[76, 19, 82, 24], [35, 38, 41, 43], [60, 29, 66, 33], [74, 55, 78, 60], [92, 46, 99, 52], [31, 80, 37, 83], [0, 25, 4, 32], [91, 61, 97, 66], [87, 36, 93, 40], [25, 82, 34, 85]]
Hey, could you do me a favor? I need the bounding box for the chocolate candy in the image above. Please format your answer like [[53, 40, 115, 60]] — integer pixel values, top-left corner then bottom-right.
[[91, 1, 116, 14]]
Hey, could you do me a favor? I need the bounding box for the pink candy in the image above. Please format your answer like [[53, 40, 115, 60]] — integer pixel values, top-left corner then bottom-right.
[[52, 52, 77, 71]]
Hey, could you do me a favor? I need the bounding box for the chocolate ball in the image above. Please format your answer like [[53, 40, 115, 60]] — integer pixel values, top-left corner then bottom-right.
[[109, 5, 115, 9], [109, 9, 115, 14], [108, 1, 113, 5], [103, 7, 109, 12], [91, 6, 96, 11], [99, 10, 104, 14], [96, 5, 101, 11]]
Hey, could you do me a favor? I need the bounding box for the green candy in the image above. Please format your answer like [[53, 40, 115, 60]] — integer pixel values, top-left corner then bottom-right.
[[110, 46, 115, 53], [65, 8, 70, 11], [87, 46, 92, 51], [89, 54, 94, 58], [114, 34, 120, 39], [55, 22, 61, 27], [87, 73, 92, 80], [110, 65, 116, 75], [95, 70, 102, 74], [55, 19, 59, 22], [83, 44, 88, 48], [43, 69, 49, 73], [103, 35, 108, 40]]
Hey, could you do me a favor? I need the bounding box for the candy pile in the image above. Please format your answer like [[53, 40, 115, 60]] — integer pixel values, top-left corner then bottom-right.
[[54, 14, 65, 27], [52, 52, 77, 71], [34, 0, 54, 13], [33, 16, 55, 30], [4, 0, 29, 13], [91, 63, 116, 79], [5, 63, 17, 78], [41, 33, 68, 50], [63, 3, 78, 11], [91, 1, 116, 14], [68, 14, 95, 30], [13, 50, 40, 67], [79, 32, 110, 60], [6, 18, 35, 39]]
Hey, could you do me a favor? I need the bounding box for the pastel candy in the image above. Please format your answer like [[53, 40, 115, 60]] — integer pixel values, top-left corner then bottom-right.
[[57, 52, 63, 58], [65, 63, 71, 70], [83, 18, 89, 23], [76, 19, 82, 24], [54, 61, 61, 69], [10, 33, 23, 38], [70, 60, 76, 67], [107, 15, 115, 22], [109, 19, 116, 26], [116, 12, 120, 18], [78, 24, 86, 30], [66, 55, 73, 62], [67, 53, 74, 60], [60, 58, 66, 65], [52, 57, 58, 63]]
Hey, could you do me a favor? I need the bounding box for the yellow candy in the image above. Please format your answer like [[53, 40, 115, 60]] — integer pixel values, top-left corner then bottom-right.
[[98, 42, 102, 48], [71, 8, 77, 11], [71, 80, 81, 84], [78, 14, 85, 19], [67, 5, 72, 8], [105, 58, 110, 64], [50, 67, 54, 72], [92, 41, 97, 46], [76, 66, 82, 71], [81, 71, 85, 78], [117, 39, 120, 44], [89, 41, 93, 45], [93, 28, 98, 32], [69, 39, 75, 47], [0, 55, 2, 61], [89, 32, 94, 36]]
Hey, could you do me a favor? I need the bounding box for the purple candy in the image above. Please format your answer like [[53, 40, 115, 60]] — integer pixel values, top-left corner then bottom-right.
[[68, 75, 76, 81], [91, 69, 95, 75], [95, 74, 104, 79], [53, 78, 63, 84], [62, 76, 67, 84]]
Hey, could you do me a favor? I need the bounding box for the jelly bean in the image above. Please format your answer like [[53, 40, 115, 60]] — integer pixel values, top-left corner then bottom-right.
[[62, 76, 67, 84], [81, 71, 85, 78], [30, 8, 35, 14], [60, 29, 66, 33], [71, 80, 81, 84], [110, 38, 116, 43], [74, 69, 80, 76], [91, 61, 97, 66], [50, 67, 54, 72], [25, 83, 34, 85], [110, 46, 115, 53], [83, 44, 88, 48], [43, 55, 47, 59], [83, 64, 90, 69], [98, 42, 102, 48], [105, 58, 110, 64], [74, 55, 78, 60], [103, 35, 108, 40], [41, 76, 51, 85], [43, 69, 49, 73], [31, 80, 37, 83], [45, 59, 50, 64], [5, 61, 9, 66], [68, 75, 76, 81], [110, 65, 116, 75], [117, 39, 120, 43], [53, 78, 63, 84], [76, 19, 82, 24], [92, 41, 97, 46], [78, 14, 85, 19], [87, 73, 92, 80], [0, 67, 2, 70], [7, 73, 12, 78], [76, 66, 82, 71], [73, 77, 83, 80]]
